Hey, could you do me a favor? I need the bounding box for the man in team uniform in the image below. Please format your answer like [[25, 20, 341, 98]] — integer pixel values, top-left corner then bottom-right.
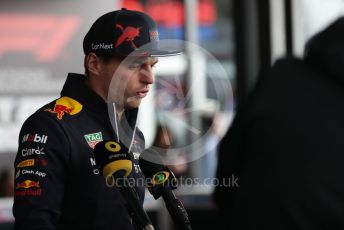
[[13, 8, 180, 230]]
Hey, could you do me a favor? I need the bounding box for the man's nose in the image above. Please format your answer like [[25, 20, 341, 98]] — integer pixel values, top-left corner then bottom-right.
[[140, 65, 154, 84]]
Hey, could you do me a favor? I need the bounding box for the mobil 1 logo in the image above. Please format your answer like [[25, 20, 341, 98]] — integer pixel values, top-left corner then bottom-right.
[[22, 133, 48, 144]]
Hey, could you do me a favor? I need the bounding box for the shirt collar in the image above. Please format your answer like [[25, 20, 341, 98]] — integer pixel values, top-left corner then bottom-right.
[[60, 73, 139, 128]]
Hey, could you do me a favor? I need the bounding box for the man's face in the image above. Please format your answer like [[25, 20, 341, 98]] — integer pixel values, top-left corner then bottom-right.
[[100, 56, 158, 109]]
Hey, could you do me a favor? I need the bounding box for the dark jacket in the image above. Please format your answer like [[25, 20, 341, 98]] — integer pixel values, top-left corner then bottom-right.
[[214, 18, 344, 229], [13, 73, 145, 230]]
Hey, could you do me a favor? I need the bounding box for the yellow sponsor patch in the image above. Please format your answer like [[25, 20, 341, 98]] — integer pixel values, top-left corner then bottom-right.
[[45, 96, 83, 120], [16, 159, 35, 168]]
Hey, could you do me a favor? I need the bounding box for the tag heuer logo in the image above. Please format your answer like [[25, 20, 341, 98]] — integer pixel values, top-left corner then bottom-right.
[[84, 132, 103, 149]]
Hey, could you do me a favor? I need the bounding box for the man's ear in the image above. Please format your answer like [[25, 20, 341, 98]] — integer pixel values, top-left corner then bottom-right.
[[86, 53, 101, 76]]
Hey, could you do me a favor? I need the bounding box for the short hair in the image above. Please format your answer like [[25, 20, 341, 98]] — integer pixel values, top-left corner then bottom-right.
[[84, 54, 123, 76]]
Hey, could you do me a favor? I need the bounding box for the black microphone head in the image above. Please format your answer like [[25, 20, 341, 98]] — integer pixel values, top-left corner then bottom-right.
[[139, 149, 164, 177], [139, 149, 176, 189], [94, 140, 133, 178]]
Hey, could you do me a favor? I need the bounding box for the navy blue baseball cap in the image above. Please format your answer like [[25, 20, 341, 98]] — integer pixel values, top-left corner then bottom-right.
[[83, 8, 182, 57]]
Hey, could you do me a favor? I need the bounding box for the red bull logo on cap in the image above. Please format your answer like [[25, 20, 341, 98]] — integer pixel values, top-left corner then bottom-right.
[[16, 180, 40, 189], [115, 24, 141, 49], [45, 96, 82, 120]]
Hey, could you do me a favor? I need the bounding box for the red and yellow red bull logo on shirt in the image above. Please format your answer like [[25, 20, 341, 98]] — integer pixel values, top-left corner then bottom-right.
[[16, 180, 40, 189], [45, 96, 83, 120]]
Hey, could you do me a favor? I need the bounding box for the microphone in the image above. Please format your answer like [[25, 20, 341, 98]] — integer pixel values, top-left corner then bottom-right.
[[94, 140, 154, 230], [139, 149, 192, 230]]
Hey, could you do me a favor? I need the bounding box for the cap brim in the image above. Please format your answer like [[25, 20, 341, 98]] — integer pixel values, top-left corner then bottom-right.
[[130, 40, 183, 57], [130, 48, 183, 57]]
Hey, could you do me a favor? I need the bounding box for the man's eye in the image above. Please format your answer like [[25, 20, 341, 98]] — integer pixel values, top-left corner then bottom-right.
[[128, 64, 141, 69]]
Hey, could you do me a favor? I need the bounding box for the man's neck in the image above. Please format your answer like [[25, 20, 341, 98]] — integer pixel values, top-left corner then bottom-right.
[[84, 76, 108, 102], [115, 105, 124, 120], [84, 76, 125, 120]]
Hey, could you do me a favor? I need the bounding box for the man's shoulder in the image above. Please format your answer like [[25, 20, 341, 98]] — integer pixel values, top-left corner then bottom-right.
[[23, 96, 84, 128], [33, 96, 84, 121], [23, 99, 57, 123]]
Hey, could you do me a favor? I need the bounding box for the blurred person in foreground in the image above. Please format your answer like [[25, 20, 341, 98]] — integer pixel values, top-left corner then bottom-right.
[[13, 8, 180, 230], [214, 17, 344, 229], [0, 169, 14, 197]]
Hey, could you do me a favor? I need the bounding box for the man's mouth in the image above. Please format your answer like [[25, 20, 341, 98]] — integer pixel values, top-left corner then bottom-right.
[[136, 90, 149, 98]]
